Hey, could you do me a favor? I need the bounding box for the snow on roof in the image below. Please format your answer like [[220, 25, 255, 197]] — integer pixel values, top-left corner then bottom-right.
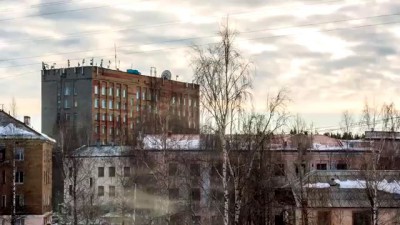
[[0, 123, 55, 142], [75, 145, 132, 157], [143, 134, 200, 150], [305, 179, 400, 195]]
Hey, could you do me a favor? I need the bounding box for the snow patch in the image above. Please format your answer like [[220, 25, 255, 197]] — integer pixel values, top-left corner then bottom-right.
[[0, 123, 34, 136]]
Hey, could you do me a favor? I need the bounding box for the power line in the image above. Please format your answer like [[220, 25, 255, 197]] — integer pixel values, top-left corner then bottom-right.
[[0, 15, 399, 66], [0, 0, 353, 45]]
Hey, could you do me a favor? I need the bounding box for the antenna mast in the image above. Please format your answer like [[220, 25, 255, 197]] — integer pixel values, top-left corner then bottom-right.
[[114, 43, 117, 70]]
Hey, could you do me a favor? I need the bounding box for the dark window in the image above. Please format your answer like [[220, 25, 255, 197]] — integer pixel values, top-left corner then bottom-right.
[[317, 211, 331, 225], [14, 149, 25, 161], [89, 178, 93, 187], [317, 163, 327, 170], [15, 171, 23, 183], [169, 163, 178, 176], [109, 186, 116, 197], [274, 164, 285, 176], [98, 186, 104, 196], [124, 167, 130, 177], [98, 167, 104, 177], [68, 167, 73, 178], [353, 211, 371, 225], [168, 188, 179, 200], [337, 163, 348, 170], [295, 163, 306, 175], [1, 195, 6, 207], [190, 164, 200, 176], [69, 185, 73, 196], [191, 188, 200, 201], [16, 195, 24, 207], [109, 167, 115, 177], [192, 216, 201, 225], [0, 144, 5, 162], [275, 215, 284, 225], [211, 163, 222, 177]]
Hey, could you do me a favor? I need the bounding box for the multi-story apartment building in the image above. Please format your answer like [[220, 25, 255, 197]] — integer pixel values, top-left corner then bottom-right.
[[42, 66, 200, 146], [0, 110, 55, 225]]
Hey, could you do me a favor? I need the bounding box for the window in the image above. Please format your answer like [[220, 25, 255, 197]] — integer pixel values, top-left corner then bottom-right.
[[317, 163, 327, 170], [109, 167, 115, 177], [317, 211, 331, 225], [102, 114, 106, 121], [116, 88, 120, 97], [74, 99, 78, 107], [295, 163, 306, 176], [353, 211, 371, 225], [16, 218, 24, 225], [190, 164, 200, 176], [109, 100, 113, 109], [68, 167, 73, 178], [192, 216, 201, 225], [65, 113, 70, 122], [169, 163, 178, 176], [136, 90, 140, 100], [15, 171, 24, 183], [109, 127, 113, 135], [109, 186, 116, 197], [116, 102, 120, 110], [109, 87, 113, 96], [98, 186, 104, 196], [274, 164, 285, 176], [15, 148, 24, 161], [109, 114, 113, 122], [1, 195, 5, 207], [172, 96, 175, 104], [124, 167, 130, 177], [94, 99, 99, 108], [16, 194, 24, 207], [98, 167, 104, 177], [64, 99, 70, 109], [89, 178, 93, 187], [191, 188, 200, 201], [64, 87, 71, 96], [101, 86, 106, 95], [122, 89, 126, 98], [102, 126, 106, 134], [94, 85, 99, 94], [169, 188, 179, 200], [337, 163, 348, 170], [101, 99, 106, 109], [142, 90, 146, 100]]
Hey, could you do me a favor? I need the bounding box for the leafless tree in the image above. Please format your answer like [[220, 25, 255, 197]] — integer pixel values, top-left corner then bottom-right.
[[9, 97, 17, 118]]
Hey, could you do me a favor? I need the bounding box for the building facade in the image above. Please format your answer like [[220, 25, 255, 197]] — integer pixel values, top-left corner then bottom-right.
[[0, 110, 55, 225], [42, 66, 200, 146]]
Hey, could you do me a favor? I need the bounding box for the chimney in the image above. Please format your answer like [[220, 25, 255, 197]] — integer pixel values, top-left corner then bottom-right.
[[24, 116, 31, 126]]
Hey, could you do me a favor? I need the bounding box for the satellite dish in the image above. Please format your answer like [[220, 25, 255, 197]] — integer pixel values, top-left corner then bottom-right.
[[161, 70, 172, 80]]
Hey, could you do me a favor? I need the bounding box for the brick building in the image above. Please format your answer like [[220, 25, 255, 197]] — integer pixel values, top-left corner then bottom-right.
[[41, 66, 200, 146], [0, 110, 55, 225]]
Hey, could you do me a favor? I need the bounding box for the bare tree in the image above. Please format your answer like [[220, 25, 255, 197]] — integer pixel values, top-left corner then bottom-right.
[[192, 20, 252, 225]]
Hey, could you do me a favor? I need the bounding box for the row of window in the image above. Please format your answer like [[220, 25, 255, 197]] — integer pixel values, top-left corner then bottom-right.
[[1, 194, 24, 207], [94, 99, 128, 110], [171, 96, 197, 107], [62, 99, 78, 109], [316, 210, 372, 225], [0, 147, 24, 162], [94, 85, 127, 98], [97, 167, 131, 178]]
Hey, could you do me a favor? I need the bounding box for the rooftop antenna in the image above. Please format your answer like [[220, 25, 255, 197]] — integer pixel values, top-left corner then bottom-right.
[[108, 60, 111, 69], [42, 62, 47, 71], [100, 59, 103, 68], [150, 67, 157, 77], [82, 59, 85, 66], [0, 104, 4, 111], [90, 58, 94, 66], [50, 63, 56, 69], [118, 60, 120, 70], [114, 43, 117, 70], [67, 59, 70, 68], [176, 75, 179, 81], [78, 62, 80, 67]]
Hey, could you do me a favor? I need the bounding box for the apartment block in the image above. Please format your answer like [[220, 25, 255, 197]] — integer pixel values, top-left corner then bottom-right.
[[41, 66, 200, 146], [0, 110, 55, 225]]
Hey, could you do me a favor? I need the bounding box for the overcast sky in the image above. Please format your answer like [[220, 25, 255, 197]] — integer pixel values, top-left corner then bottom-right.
[[0, 0, 399, 133]]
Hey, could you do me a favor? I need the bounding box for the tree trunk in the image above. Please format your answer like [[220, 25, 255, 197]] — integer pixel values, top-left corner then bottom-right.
[[221, 134, 229, 225], [234, 179, 241, 225]]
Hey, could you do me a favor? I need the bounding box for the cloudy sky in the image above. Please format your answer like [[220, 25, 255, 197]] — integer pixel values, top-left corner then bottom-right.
[[0, 0, 399, 133]]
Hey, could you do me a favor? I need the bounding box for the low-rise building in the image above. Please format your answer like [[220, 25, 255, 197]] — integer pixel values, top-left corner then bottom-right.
[[0, 110, 55, 225]]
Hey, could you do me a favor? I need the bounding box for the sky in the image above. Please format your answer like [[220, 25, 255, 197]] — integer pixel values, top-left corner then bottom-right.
[[0, 0, 399, 134]]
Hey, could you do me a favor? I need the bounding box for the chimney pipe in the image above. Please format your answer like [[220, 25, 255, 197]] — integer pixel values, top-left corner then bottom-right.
[[24, 116, 31, 126]]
